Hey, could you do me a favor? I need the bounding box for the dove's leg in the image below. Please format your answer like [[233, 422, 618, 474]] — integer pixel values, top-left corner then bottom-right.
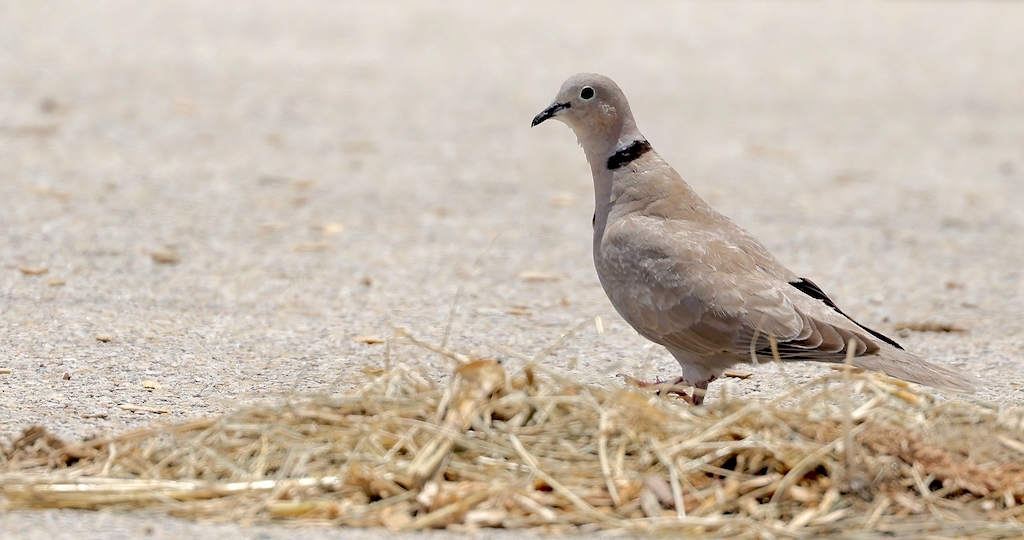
[[690, 376, 717, 406]]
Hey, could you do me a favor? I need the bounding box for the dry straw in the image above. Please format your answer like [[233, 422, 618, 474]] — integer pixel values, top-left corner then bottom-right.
[[2, 335, 1024, 538]]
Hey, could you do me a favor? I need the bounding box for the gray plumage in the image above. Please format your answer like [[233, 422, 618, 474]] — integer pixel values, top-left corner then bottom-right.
[[532, 73, 977, 403]]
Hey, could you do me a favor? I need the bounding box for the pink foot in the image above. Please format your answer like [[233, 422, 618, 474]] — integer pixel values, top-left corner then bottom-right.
[[621, 375, 693, 405], [621, 375, 717, 406]]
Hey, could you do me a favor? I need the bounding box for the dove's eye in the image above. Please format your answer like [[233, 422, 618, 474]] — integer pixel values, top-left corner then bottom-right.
[[580, 86, 595, 100]]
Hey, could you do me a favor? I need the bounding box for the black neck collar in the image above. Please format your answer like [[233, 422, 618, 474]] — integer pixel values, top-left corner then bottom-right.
[[606, 139, 652, 170]]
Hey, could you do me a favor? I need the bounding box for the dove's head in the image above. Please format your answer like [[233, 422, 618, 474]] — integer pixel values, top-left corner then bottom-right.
[[532, 73, 640, 155]]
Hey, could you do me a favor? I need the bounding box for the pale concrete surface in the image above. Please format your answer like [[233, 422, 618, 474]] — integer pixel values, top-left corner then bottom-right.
[[1, 0, 1023, 537], [0, 509, 551, 540]]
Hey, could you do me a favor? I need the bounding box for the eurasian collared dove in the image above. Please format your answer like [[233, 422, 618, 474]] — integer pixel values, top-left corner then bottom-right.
[[532, 73, 977, 404]]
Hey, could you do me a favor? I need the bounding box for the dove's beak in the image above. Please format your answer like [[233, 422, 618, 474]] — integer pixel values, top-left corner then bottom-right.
[[531, 102, 569, 127]]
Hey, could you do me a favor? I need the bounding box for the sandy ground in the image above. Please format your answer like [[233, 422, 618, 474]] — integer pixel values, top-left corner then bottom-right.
[[1, 0, 1023, 537]]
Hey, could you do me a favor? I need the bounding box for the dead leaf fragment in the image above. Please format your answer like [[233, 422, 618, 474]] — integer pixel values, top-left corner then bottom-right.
[[151, 249, 180, 264], [29, 185, 69, 199], [320, 222, 345, 236], [361, 366, 385, 377], [353, 335, 385, 345], [95, 334, 114, 343], [20, 267, 49, 276], [892, 321, 968, 333], [550, 192, 576, 207], [518, 271, 560, 282], [11, 125, 59, 138], [119, 404, 170, 414], [0, 368, 11, 375], [48, 277, 66, 287], [723, 369, 753, 379]]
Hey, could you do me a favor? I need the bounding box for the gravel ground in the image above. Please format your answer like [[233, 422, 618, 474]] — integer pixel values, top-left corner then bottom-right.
[[2, 1, 1023, 537]]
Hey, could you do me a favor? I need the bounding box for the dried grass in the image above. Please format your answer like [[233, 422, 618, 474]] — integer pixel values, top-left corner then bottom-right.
[[2, 340, 1024, 538]]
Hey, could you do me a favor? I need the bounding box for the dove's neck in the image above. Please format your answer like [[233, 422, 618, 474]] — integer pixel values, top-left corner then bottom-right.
[[578, 119, 642, 222], [582, 125, 715, 243], [578, 119, 654, 233], [584, 148, 615, 222]]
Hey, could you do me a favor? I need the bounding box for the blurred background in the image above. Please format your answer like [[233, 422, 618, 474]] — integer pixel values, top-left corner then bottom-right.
[[1, 1, 1023, 443]]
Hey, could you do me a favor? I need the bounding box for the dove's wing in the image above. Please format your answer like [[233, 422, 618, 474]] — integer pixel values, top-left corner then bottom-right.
[[598, 213, 976, 392]]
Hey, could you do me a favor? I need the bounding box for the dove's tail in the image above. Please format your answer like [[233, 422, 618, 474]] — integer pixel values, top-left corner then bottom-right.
[[850, 346, 979, 393]]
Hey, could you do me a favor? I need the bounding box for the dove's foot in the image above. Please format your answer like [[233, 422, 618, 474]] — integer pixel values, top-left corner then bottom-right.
[[622, 375, 716, 406]]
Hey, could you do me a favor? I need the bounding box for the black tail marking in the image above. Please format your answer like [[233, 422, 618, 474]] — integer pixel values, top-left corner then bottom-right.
[[789, 277, 904, 350]]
